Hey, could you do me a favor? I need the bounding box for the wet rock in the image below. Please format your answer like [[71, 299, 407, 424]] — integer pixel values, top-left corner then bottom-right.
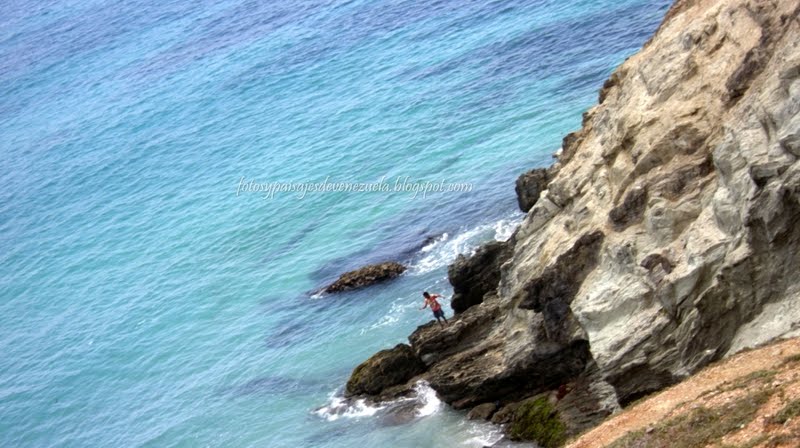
[[379, 400, 421, 426], [345, 344, 425, 397], [324, 261, 406, 293], [515, 168, 550, 213], [467, 402, 498, 421], [448, 241, 512, 314]]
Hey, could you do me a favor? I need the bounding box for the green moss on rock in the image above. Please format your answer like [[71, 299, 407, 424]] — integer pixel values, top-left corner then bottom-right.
[[507, 396, 567, 448]]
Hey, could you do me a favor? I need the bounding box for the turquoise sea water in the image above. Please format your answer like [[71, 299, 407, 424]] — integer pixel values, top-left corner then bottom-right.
[[1, 0, 671, 446]]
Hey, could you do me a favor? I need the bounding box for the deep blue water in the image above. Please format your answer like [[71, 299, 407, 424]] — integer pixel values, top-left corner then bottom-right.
[[1, 0, 670, 446]]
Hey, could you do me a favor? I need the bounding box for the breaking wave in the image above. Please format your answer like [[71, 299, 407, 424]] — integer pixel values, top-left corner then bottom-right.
[[409, 213, 523, 275]]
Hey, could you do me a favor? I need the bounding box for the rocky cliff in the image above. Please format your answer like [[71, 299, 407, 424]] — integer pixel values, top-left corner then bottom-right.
[[346, 0, 800, 444]]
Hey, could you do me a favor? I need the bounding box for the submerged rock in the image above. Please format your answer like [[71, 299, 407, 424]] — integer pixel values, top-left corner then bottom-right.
[[467, 402, 497, 421], [324, 261, 406, 293], [345, 344, 425, 397], [378, 400, 421, 426]]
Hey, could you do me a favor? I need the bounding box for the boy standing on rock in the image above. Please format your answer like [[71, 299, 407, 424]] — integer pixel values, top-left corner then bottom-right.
[[421, 291, 448, 327]]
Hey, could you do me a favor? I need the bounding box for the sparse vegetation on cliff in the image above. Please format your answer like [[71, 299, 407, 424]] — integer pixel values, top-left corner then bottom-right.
[[507, 396, 567, 447]]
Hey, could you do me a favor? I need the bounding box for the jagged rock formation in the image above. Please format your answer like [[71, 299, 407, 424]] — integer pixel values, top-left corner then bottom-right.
[[323, 261, 406, 293], [345, 0, 800, 444], [448, 241, 513, 314], [515, 168, 550, 213]]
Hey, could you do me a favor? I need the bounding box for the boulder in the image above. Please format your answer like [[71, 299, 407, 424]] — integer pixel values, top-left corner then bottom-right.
[[467, 403, 498, 421], [324, 261, 406, 293], [515, 168, 550, 213], [448, 241, 512, 314], [345, 344, 425, 397], [379, 400, 422, 426]]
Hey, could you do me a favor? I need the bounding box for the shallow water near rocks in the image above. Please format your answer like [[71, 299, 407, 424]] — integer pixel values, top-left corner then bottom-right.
[[1, 0, 670, 446]]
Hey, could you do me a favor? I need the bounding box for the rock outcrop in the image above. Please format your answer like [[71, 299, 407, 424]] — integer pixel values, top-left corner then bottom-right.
[[324, 261, 406, 293], [345, 0, 800, 443], [515, 168, 550, 213], [345, 344, 425, 397], [448, 240, 513, 314]]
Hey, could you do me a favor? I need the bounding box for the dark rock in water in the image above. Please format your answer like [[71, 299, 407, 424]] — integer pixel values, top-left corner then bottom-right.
[[420, 233, 442, 248], [448, 241, 512, 314], [467, 402, 497, 421], [379, 400, 422, 426], [324, 261, 406, 293], [345, 344, 426, 397], [515, 168, 549, 213]]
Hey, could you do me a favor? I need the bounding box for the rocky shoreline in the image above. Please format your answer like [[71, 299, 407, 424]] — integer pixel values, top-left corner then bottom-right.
[[343, 0, 800, 445]]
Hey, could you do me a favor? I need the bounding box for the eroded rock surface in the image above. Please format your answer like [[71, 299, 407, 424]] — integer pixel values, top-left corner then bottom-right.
[[448, 241, 512, 314]]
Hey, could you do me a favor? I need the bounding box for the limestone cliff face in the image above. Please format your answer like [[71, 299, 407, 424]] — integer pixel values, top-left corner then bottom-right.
[[503, 0, 800, 405], [347, 0, 800, 441]]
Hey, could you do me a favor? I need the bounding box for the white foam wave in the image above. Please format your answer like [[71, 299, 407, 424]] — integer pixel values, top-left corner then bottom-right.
[[461, 424, 505, 447], [313, 392, 384, 421], [410, 213, 523, 275], [359, 297, 414, 335], [413, 381, 442, 417]]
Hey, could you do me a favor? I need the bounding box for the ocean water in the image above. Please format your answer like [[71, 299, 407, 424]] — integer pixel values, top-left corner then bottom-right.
[[0, 0, 671, 446]]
